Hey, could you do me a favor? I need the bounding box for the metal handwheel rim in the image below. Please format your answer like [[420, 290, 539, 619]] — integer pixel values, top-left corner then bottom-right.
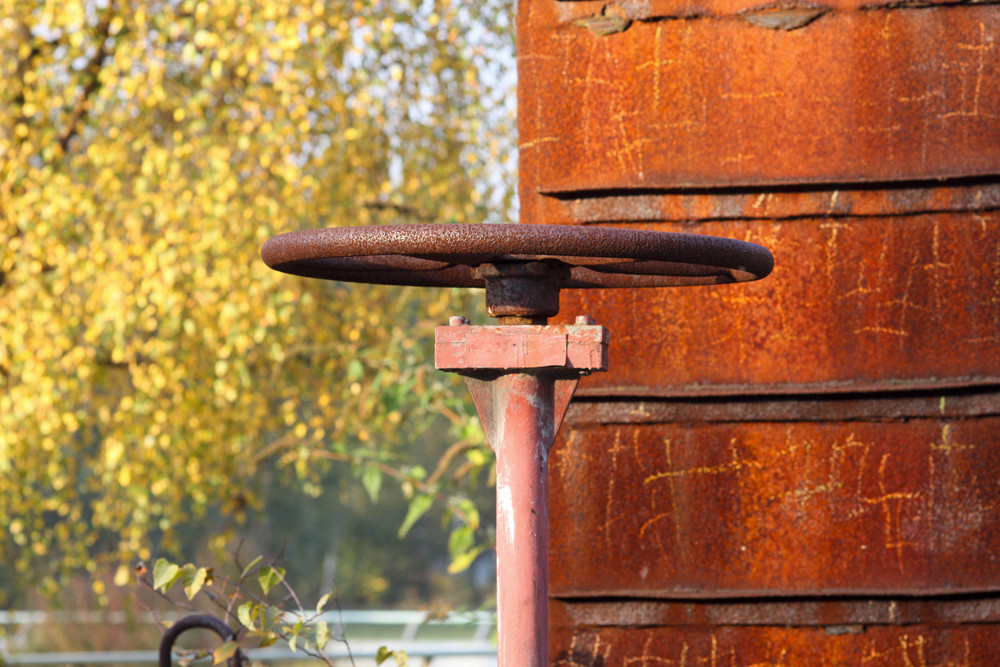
[[260, 223, 774, 289]]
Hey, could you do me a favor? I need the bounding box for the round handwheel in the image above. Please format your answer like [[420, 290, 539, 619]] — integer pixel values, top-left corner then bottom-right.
[[262, 224, 773, 320]]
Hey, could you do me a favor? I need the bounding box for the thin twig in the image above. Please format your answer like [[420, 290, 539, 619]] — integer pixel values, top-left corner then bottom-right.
[[426, 440, 477, 487], [330, 580, 356, 666], [309, 449, 427, 489]]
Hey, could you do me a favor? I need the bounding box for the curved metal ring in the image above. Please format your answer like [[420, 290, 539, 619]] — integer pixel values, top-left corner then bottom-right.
[[261, 224, 773, 288], [159, 614, 241, 667]]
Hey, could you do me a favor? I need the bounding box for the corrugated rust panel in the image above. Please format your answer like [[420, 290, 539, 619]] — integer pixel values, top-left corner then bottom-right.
[[520, 0, 1000, 657], [535, 180, 1000, 224], [549, 417, 1000, 596], [567, 390, 1000, 423], [553, 211, 1000, 397], [519, 5, 1000, 214], [560, 597, 1000, 626], [549, 606, 1000, 666], [551, 0, 952, 15]]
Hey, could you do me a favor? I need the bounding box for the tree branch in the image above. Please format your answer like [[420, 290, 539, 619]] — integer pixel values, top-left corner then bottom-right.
[[58, 4, 117, 152]]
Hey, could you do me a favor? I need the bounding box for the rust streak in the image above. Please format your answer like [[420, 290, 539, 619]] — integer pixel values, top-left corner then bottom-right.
[[930, 424, 976, 454], [605, 430, 625, 545], [644, 439, 763, 483]]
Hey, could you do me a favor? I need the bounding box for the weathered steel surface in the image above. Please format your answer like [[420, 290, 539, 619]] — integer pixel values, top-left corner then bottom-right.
[[554, 211, 1000, 396], [518, 0, 1000, 658], [548, 417, 1000, 597], [552, 0, 972, 14], [549, 605, 1000, 666], [518, 3, 1000, 218], [559, 596, 1000, 627], [260, 223, 773, 291], [568, 390, 1000, 423], [533, 180, 1000, 225]]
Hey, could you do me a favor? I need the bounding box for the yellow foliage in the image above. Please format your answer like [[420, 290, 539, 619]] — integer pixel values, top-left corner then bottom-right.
[[0, 0, 511, 599]]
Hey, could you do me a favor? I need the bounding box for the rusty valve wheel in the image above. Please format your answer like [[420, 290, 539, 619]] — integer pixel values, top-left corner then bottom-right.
[[261, 224, 773, 322]]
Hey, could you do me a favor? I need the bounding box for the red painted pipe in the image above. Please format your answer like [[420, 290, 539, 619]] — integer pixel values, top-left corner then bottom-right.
[[492, 373, 553, 666], [436, 319, 609, 666]]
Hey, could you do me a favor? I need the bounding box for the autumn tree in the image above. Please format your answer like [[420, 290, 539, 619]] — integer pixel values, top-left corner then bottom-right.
[[0, 0, 513, 604]]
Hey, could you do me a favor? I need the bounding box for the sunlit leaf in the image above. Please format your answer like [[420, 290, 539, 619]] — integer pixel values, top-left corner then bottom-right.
[[258, 565, 286, 595], [448, 524, 476, 559], [211, 642, 239, 666], [376, 647, 410, 666], [288, 620, 302, 653], [237, 602, 255, 631], [152, 558, 181, 592], [398, 494, 433, 538], [447, 545, 487, 574], [240, 556, 263, 581], [180, 564, 209, 600], [362, 466, 383, 502], [312, 620, 330, 648]]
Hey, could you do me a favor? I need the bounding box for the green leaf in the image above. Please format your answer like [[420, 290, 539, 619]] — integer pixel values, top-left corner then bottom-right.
[[398, 494, 433, 538], [448, 544, 486, 574], [180, 564, 209, 600], [347, 359, 364, 380], [258, 565, 285, 595], [237, 602, 255, 631], [455, 498, 480, 529], [313, 620, 330, 648], [211, 642, 239, 666], [379, 649, 409, 667], [362, 466, 382, 502], [448, 524, 475, 559], [261, 605, 280, 632], [152, 558, 181, 592], [465, 447, 488, 466], [240, 555, 263, 580]]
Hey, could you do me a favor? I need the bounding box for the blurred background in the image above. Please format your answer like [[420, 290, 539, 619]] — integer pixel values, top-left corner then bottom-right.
[[0, 0, 516, 660]]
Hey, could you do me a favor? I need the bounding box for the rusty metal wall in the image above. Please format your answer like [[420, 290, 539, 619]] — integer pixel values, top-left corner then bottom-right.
[[519, 3, 1000, 199], [517, 0, 1000, 662]]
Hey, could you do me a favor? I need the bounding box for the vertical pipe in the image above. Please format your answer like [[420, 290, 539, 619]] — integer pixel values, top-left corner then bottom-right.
[[492, 372, 554, 667], [445, 322, 606, 666]]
